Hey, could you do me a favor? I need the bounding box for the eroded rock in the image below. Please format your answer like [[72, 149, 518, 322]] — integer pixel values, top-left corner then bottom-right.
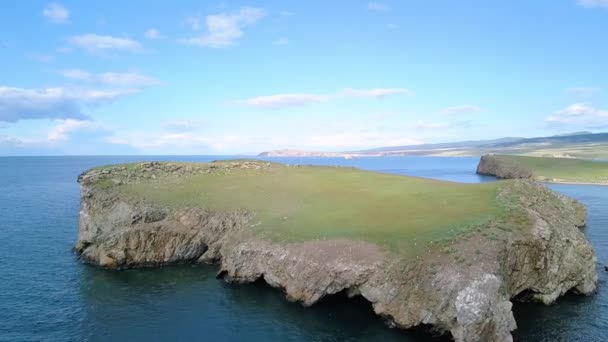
[[74, 164, 598, 342]]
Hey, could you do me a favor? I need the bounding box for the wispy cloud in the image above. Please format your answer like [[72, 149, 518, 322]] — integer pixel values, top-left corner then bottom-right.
[[367, 2, 389, 11], [577, 0, 608, 8], [69, 34, 142, 53], [0, 86, 143, 122], [60, 69, 160, 87], [0, 87, 87, 122], [0, 67, 159, 124], [108, 125, 239, 152], [1, 119, 102, 150], [47, 119, 98, 142], [439, 104, 482, 115], [144, 28, 161, 40], [545, 103, 608, 129], [43, 3, 69, 24], [179, 7, 266, 48], [409, 120, 473, 130], [237, 87, 413, 109], [238, 93, 331, 109], [161, 120, 200, 133], [566, 87, 601, 99]]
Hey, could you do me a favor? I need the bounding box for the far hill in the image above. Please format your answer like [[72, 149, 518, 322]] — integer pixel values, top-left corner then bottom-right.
[[259, 132, 608, 159]]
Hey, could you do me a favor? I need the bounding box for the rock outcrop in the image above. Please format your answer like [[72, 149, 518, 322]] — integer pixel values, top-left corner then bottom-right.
[[75, 162, 598, 342], [476, 155, 535, 180]]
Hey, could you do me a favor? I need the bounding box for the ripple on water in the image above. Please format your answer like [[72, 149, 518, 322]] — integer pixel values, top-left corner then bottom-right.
[[0, 156, 606, 342]]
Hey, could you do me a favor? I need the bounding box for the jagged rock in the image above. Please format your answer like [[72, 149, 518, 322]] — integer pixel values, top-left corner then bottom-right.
[[74, 163, 598, 342], [476, 155, 535, 179]]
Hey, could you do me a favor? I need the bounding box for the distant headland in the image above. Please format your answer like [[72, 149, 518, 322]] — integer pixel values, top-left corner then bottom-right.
[[258, 132, 608, 159], [477, 155, 608, 185]]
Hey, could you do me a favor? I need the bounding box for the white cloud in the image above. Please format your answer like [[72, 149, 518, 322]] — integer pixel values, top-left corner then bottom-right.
[[0, 85, 145, 123], [60, 69, 91, 80], [305, 131, 418, 149], [144, 28, 161, 40], [69, 34, 142, 53], [410, 120, 473, 130], [60, 69, 159, 87], [238, 93, 330, 109], [1, 119, 98, 147], [556, 103, 597, 116], [185, 14, 203, 31], [161, 120, 200, 132], [545, 103, 608, 129], [108, 120, 426, 153], [47, 119, 97, 142], [577, 0, 608, 8], [179, 7, 266, 48], [43, 3, 69, 24], [108, 130, 240, 152], [440, 104, 482, 115], [0, 87, 86, 122], [367, 2, 389, 11], [237, 87, 413, 109]]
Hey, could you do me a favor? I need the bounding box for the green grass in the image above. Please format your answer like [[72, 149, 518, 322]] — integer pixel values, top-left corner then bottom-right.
[[521, 143, 608, 160], [112, 161, 507, 252], [494, 155, 608, 183]]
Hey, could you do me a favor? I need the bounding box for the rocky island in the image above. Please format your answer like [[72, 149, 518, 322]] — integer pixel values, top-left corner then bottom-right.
[[76, 160, 598, 342], [477, 154, 608, 185]]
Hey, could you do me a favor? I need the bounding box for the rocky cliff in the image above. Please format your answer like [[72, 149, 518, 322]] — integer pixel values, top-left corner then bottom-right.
[[476, 155, 535, 180], [75, 162, 598, 342]]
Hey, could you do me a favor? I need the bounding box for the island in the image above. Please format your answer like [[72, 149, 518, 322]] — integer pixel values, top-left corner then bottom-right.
[[477, 155, 608, 185], [75, 160, 598, 342]]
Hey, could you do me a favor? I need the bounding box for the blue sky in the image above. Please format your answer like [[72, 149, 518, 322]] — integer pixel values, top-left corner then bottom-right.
[[1, 0, 607, 155]]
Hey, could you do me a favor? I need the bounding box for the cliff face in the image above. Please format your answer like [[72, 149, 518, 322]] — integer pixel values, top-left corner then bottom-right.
[[476, 155, 535, 180], [75, 163, 597, 342]]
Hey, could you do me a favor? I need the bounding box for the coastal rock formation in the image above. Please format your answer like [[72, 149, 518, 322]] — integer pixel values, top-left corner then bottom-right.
[[476, 155, 535, 180], [75, 162, 598, 342]]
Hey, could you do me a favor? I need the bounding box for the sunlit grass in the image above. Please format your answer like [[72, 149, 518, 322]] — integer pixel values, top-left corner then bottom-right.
[[115, 161, 506, 251], [494, 155, 608, 183]]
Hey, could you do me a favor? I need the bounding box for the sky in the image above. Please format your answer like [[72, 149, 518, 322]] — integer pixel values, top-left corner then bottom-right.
[[1, 0, 607, 155]]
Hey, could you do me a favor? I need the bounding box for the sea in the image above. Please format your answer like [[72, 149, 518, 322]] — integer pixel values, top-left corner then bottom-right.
[[0, 156, 606, 342]]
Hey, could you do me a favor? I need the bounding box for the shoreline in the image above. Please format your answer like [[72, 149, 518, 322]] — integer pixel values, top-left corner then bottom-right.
[[540, 179, 608, 186], [75, 161, 599, 342]]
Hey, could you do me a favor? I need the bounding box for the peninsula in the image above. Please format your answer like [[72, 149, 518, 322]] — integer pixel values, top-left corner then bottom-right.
[[75, 160, 598, 342], [259, 132, 608, 159], [477, 155, 608, 185]]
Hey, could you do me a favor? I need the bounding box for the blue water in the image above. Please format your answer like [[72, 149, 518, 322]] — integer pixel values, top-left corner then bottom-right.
[[0, 156, 605, 342]]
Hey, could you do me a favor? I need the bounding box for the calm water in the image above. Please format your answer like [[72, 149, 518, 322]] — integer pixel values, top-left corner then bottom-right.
[[0, 156, 605, 342]]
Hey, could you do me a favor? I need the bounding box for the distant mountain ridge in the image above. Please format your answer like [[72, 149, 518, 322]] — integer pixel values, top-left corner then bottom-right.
[[259, 132, 608, 159]]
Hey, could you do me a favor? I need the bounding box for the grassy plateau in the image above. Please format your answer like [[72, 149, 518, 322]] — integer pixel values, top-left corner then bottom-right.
[[492, 155, 608, 184], [104, 161, 515, 252]]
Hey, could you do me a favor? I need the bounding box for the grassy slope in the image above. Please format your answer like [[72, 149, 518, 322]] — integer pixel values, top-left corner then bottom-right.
[[495, 155, 608, 183], [115, 161, 507, 251], [520, 143, 608, 159]]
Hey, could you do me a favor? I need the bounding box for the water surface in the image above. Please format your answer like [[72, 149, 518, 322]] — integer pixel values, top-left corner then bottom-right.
[[0, 156, 605, 341]]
